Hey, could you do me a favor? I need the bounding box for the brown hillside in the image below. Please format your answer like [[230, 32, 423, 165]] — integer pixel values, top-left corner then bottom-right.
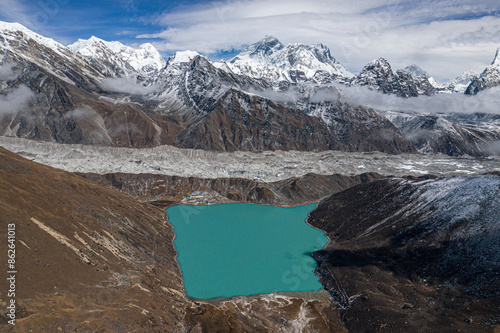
[[0, 147, 186, 332]]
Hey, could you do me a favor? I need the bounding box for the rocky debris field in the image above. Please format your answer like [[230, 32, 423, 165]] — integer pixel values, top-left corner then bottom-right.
[[1, 137, 498, 183]]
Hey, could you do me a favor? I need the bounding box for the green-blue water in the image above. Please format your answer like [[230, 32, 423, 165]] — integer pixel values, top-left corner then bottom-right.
[[166, 203, 327, 299]]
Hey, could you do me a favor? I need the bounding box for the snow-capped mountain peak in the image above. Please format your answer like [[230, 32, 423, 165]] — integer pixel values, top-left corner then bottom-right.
[[0, 21, 101, 86], [368, 58, 392, 71], [245, 35, 284, 59], [352, 58, 436, 97], [223, 36, 353, 84], [0, 21, 70, 58], [68, 36, 109, 57], [68, 37, 165, 77], [450, 70, 479, 89]]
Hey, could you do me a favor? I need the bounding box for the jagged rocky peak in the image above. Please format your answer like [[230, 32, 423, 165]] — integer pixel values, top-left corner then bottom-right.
[[465, 46, 500, 94], [353, 58, 435, 97], [283, 42, 352, 77], [164, 50, 204, 74], [358, 57, 394, 77], [353, 58, 394, 85]]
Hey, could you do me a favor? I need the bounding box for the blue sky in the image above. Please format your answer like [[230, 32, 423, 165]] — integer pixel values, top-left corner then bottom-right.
[[1, 0, 500, 81], [0, 0, 191, 45]]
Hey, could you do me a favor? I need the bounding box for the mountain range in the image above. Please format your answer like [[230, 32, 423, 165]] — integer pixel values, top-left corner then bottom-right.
[[1, 19, 499, 332], [1, 21, 499, 156]]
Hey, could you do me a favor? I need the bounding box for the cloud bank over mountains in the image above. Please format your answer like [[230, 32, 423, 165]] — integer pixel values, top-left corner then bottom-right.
[[139, 0, 500, 81]]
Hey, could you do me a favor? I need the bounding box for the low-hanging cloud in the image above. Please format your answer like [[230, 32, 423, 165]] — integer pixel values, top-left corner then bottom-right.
[[244, 85, 342, 106], [0, 63, 18, 81], [245, 82, 500, 116], [63, 107, 96, 119], [333, 83, 500, 115], [0, 85, 34, 115], [101, 77, 160, 95]]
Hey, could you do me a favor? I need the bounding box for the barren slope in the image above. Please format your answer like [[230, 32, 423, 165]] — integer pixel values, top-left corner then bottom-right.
[[0, 147, 187, 332]]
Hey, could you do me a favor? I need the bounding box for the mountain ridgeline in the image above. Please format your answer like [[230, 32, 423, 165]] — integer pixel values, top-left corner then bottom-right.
[[0, 21, 499, 156]]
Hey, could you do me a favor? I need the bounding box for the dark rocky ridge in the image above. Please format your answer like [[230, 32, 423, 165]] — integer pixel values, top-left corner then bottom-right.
[[175, 89, 413, 153], [308, 176, 500, 332]]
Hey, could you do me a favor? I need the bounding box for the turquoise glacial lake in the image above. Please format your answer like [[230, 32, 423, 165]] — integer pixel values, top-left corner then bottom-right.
[[166, 203, 328, 299]]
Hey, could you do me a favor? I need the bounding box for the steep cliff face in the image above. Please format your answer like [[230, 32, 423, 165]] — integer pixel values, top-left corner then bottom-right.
[[308, 176, 500, 333], [0, 147, 187, 332], [297, 90, 414, 154], [173, 89, 414, 153]]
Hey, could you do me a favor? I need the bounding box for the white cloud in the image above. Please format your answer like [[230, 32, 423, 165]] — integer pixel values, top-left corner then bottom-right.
[[63, 107, 96, 119], [138, 0, 500, 81], [100, 77, 160, 95], [0, 85, 34, 115], [333, 83, 500, 115], [0, 63, 18, 81], [246, 82, 500, 115]]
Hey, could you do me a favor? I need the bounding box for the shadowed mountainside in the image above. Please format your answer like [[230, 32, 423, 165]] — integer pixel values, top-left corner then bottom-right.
[[308, 176, 500, 333]]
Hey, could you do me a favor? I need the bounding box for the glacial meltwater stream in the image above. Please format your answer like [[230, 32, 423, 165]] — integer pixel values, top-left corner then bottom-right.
[[166, 203, 327, 299]]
